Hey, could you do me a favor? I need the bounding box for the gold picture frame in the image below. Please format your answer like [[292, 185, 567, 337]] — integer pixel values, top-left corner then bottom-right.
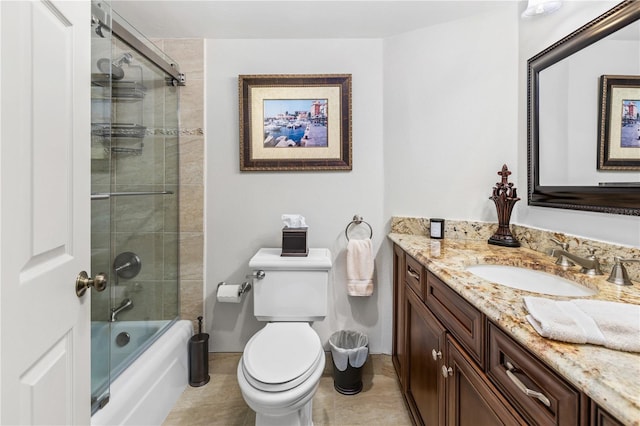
[[239, 74, 352, 171]]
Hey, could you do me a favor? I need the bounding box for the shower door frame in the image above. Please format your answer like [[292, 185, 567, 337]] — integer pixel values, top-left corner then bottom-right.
[[92, 2, 185, 88]]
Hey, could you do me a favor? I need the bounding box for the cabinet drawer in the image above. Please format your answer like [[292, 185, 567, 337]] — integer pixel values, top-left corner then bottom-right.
[[426, 271, 485, 367], [488, 323, 580, 426], [405, 254, 425, 301]]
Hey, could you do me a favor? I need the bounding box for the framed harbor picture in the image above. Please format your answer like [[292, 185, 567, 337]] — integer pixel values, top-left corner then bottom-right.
[[598, 75, 640, 170], [239, 74, 352, 171]]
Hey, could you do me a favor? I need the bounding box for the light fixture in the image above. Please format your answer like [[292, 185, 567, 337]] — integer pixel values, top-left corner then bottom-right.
[[521, 0, 562, 17]]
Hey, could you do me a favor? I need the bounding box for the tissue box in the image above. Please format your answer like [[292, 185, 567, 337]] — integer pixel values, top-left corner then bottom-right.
[[281, 227, 308, 257]]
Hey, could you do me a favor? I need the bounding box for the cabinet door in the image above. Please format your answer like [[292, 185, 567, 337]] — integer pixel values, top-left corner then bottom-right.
[[392, 244, 406, 386], [406, 284, 447, 425], [591, 405, 624, 426], [445, 336, 525, 426]]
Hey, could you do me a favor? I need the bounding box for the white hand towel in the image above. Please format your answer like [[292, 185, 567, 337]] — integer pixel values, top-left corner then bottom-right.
[[524, 296, 640, 353], [346, 238, 374, 296]]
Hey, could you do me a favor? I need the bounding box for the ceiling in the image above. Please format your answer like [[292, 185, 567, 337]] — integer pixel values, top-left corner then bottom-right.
[[110, 1, 512, 39]]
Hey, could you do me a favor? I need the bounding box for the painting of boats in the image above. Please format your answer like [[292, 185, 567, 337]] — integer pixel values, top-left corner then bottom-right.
[[263, 99, 328, 148]]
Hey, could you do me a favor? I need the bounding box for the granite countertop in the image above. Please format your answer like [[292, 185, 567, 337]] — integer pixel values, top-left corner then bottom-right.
[[388, 233, 640, 426]]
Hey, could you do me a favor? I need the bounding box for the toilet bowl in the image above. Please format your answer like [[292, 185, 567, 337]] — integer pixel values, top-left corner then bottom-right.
[[238, 248, 332, 426], [237, 323, 325, 426]]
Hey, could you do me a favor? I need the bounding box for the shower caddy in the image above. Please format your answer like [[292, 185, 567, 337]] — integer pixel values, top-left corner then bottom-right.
[[91, 64, 147, 155]]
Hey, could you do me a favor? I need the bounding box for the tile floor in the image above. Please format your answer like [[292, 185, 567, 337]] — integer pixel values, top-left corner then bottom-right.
[[163, 353, 412, 426]]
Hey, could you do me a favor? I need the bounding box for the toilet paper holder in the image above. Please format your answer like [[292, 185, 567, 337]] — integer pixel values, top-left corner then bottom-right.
[[217, 281, 252, 297]]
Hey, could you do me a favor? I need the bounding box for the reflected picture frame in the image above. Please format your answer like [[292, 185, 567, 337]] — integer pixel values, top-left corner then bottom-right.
[[597, 74, 640, 170], [239, 74, 352, 171]]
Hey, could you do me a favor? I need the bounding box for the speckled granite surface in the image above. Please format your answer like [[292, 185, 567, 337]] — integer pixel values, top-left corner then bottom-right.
[[390, 216, 640, 282], [388, 225, 640, 425]]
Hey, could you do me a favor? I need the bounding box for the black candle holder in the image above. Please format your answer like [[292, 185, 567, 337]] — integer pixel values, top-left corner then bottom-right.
[[488, 164, 520, 248]]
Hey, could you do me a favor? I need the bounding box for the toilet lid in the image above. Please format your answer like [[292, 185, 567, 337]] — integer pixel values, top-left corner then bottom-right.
[[242, 323, 322, 391]]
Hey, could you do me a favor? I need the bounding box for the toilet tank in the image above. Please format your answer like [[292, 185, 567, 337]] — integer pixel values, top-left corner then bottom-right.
[[249, 248, 332, 321]]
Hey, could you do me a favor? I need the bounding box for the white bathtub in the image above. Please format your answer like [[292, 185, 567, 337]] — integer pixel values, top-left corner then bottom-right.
[[91, 320, 193, 426]]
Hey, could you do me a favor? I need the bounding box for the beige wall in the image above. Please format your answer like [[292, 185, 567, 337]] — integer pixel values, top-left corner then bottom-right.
[[153, 39, 205, 331]]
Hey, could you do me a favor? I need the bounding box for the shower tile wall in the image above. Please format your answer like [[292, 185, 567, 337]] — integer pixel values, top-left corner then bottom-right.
[[107, 41, 180, 322], [153, 39, 205, 331]]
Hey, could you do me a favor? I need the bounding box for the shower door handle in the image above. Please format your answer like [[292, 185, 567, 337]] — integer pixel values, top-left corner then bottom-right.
[[76, 271, 108, 297]]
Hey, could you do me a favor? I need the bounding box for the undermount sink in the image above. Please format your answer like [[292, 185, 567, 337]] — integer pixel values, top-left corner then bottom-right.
[[465, 264, 597, 297]]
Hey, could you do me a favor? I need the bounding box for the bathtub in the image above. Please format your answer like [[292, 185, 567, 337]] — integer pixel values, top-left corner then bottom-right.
[[91, 319, 193, 426]]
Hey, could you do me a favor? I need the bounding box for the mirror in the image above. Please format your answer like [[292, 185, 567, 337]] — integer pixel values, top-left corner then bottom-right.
[[528, 0, 640, 215]]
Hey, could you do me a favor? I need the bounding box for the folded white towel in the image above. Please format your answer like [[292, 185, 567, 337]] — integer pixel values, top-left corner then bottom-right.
[[346, 238, 374, 296], [524, 296, 640, 353]]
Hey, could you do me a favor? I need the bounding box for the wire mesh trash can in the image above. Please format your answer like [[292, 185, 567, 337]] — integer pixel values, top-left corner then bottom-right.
[[329, 330, 368, 395]]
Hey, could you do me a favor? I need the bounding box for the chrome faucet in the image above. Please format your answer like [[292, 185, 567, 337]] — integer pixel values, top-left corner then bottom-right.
[[110, 298, 133, 322], [550, 247, 603, 276]]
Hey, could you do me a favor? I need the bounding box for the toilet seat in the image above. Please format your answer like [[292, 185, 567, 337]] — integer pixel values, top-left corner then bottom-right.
[[242, 323, 323, 392]]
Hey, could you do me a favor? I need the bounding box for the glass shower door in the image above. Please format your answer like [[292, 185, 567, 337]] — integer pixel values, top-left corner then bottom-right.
[[90, 0, 113, 413], [89, 2, 181, 415]]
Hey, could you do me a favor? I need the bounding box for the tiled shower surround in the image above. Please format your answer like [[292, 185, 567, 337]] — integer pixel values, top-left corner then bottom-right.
[[91, 36, 179, 321], [158, 39, 205, 330]]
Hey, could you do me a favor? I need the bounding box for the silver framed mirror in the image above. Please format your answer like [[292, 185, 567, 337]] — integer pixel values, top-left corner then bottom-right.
[[527, 0, 640, 215]]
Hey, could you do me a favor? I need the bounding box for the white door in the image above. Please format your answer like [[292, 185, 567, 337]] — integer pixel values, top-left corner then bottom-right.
[[0, 1, 91, 424]]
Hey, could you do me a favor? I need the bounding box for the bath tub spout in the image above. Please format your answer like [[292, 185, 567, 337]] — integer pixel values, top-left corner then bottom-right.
[[110, 298, 133, 322]]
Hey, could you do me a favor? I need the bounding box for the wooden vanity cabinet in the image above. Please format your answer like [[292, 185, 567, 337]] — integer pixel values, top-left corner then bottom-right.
[[393, 245, 522, 425], [392, 244, 407, 385], [391, 246, 624, 426]]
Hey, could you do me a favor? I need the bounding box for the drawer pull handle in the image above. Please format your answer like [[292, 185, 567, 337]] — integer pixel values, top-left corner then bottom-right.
[[505, 362, 551, 407], [432, 349, 442, 361], [407, 266, 420, 280], [442, 365, 453, 378]]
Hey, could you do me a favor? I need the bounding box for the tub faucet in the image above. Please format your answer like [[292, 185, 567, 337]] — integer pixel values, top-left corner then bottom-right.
[[550, 248, 603, 276], [110, 298, 133, 322]]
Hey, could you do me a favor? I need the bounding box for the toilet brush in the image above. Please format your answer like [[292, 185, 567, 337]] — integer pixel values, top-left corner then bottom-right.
[[188, 316, 210, 387]]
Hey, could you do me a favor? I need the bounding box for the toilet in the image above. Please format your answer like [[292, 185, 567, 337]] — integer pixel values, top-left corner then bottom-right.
[[237, 248, 332, 426]]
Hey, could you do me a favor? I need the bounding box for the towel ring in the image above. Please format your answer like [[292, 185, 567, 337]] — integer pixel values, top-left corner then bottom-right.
[[345, 215, 373, 241]]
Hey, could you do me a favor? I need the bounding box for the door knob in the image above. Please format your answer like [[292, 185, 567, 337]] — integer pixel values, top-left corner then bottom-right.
[[76, 271, 108, 297]]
